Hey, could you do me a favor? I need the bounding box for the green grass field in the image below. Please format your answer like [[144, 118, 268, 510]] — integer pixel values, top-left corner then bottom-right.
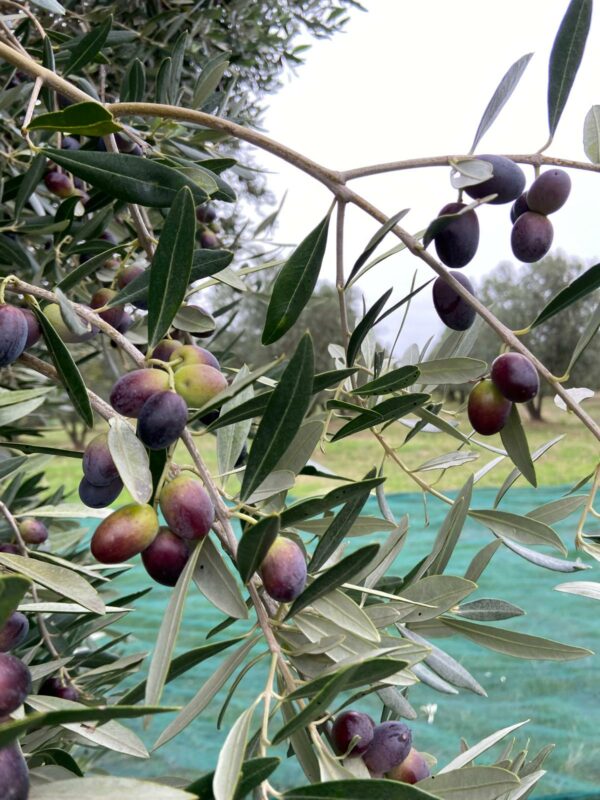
[[23, 395, 600, 504]]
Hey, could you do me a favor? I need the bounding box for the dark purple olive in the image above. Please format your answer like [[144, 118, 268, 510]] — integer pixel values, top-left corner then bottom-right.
[[363, 721, 412, 774], [331, 710, 375, 757], [433, 202, 479, 268], [141, 528, 190, 586], [464, 155, 525, 205], [432, 272, 476, 331], [491, 352, 540, 403], [39, 676, 79, 701]]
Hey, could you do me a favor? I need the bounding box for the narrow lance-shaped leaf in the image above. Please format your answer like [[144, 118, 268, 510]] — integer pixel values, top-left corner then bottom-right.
[[32, 305, 94, 427], [28, 103, 121, 136], [531, 261, 600, 328], [108, 417, 152, 504], [240, 334, 314, 501], [237, 515, 280, 584], [121, 636, 245, 706], [0, 705, 174, 750], [442, 616, 592, 660], [109, 248, 233, 307], [43, 148, 209, 208], [273, 658, 391, 747], [345, 209, 409, 288], [583, 105, 600, 162], [566, 301, 600, 374], [499, 404, 536, 489], [351, 365, 420, 396], [347, 288, 391, 367], [145, 541, 205, 708], [14, 154, 47, 219], [148, 186, 196, 348], [213, 705, 255, 800], [122, 58, 146, 103], [64, 15, 113, 76], [0, 575, 30, 628], [547, 0, 592, 136], [495, 435, 564, 507], [283, 780, 441, 800], [331, 393, 430, 442], [309, 472, 382, 572], [262, 214, 331, 345], [285, 543, 380, 621], [470, 53, 533, 152]]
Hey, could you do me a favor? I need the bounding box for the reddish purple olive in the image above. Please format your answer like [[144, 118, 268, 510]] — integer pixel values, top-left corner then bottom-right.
[[433, 202, 479, 268], [152, 339, 183, 362], [110, 368, 170, 417], [19, 308, 41, 348], [363, 721, 412, 774], [159, 475, 215, 540], [387, 748, 431, 783], [468, 379, 512, 436], [0, 305, 28, 367], [511, 212, 553, 263], [260, 536, 307, 603], [44, 170, 76, 198], [39, 676, 79, 701], [0, 653, 31, 716], [0, 544, 19, 555], [90, 503, 159, 564], [90, 288, 126, 330], [199, 230, 219, 249], [141, 528, 190, 587], [331, 710, 375, 757], [526, 169, 571, 215], [491, 352, 539, 403], [0, 742, 29, 800], [18, 519, 48, 545], [0, 613, 28, 652]]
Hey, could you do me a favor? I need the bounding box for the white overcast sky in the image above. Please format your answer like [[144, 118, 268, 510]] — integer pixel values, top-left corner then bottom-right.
[[258, 0, 600, 350]]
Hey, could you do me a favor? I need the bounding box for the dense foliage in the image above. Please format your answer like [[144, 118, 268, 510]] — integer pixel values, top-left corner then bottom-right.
[[0, 1, 599, 799]]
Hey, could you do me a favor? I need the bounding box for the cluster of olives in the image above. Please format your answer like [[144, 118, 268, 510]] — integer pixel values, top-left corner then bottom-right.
[[0, 601, 81, 798], [89, 473, 215, 586], [468, 352, 540, 436], [431, 155, 571, 331], [331, 711, 430, 782], [510, 169, 571, 262]]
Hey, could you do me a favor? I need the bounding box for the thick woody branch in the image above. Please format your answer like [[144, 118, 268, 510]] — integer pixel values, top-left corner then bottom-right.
[[0, 42, 597, 441]]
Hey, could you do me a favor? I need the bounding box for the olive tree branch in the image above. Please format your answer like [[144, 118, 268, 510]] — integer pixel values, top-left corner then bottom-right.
[[3, 39, 600, 439]]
